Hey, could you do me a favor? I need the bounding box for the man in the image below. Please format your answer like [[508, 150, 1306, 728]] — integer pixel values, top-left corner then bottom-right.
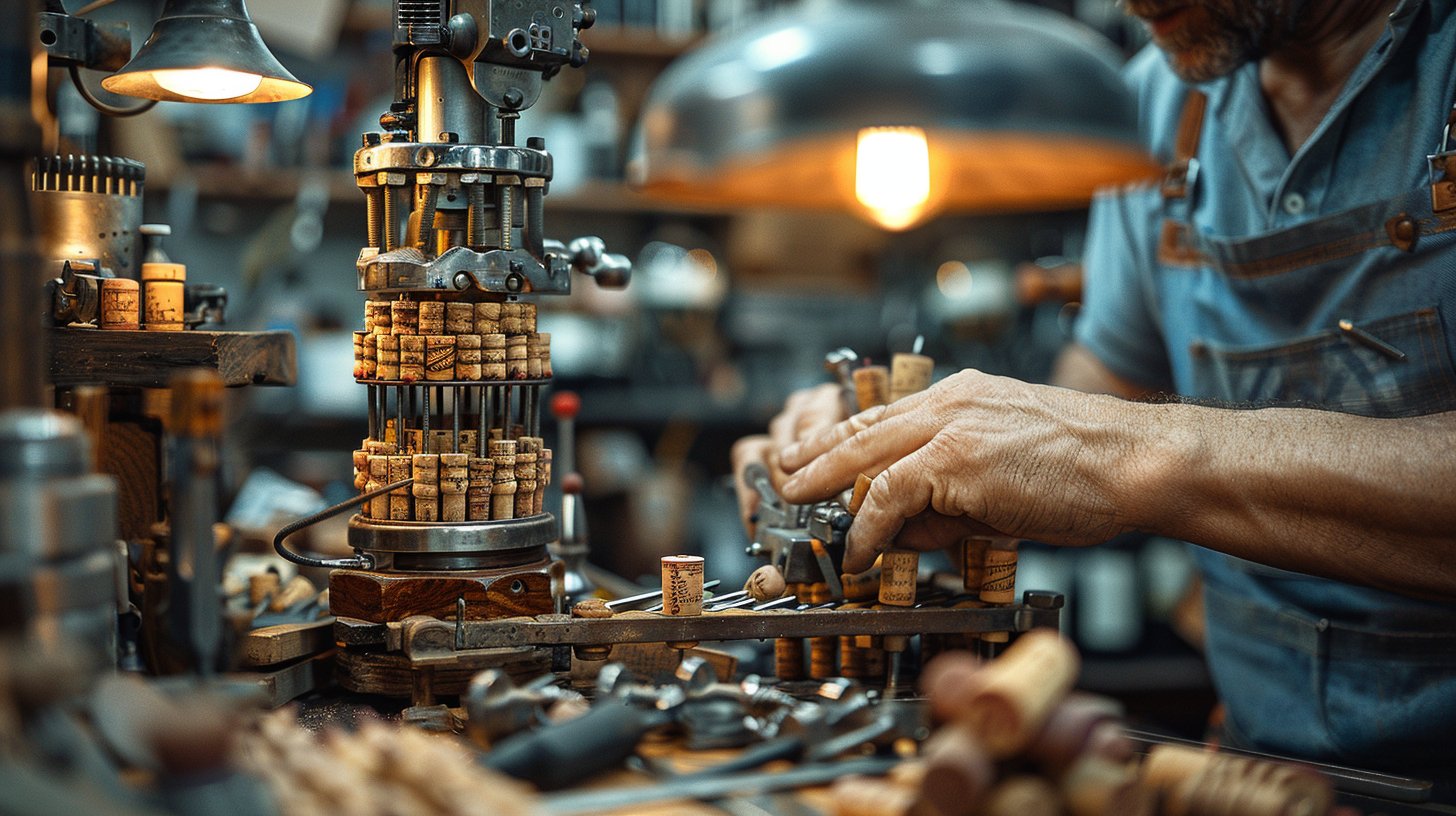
[[736, 0, 1456, 795]]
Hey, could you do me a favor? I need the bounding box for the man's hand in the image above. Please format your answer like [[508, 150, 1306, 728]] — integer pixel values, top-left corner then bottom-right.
[[778, 370, 1142, 571], [731, 383, 847, 534]]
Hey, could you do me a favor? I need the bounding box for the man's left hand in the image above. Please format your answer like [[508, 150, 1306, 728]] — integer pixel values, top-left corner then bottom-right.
[[778, 370, 1142, 571]]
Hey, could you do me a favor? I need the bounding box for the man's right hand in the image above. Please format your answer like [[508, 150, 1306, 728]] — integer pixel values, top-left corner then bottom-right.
[[731, 383, 847, 535]]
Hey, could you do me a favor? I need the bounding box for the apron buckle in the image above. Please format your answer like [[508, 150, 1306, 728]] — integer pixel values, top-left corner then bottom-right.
[[1428, 151, 1456, 212]]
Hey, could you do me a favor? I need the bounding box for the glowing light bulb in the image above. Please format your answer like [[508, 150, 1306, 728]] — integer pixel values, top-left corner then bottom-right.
[[151, 68, 264, 101], [855, 126, 931, 231]]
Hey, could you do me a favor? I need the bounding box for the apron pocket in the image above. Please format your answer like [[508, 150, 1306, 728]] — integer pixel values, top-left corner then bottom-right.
[[1188, 307, 1456, 417]]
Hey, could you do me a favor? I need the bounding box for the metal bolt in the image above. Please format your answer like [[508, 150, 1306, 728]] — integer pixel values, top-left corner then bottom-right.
[[509, 260, 524, 273], [1023, 590, 1065, 609], [503, 88, 525, 109]]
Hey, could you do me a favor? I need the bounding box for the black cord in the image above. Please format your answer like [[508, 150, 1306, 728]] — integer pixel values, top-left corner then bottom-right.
[[272, 477, 414, 569], [68, 64, 158, 118]]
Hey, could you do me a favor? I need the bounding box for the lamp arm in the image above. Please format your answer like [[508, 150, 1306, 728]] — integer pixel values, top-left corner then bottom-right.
[[67, 64, 157, 117]]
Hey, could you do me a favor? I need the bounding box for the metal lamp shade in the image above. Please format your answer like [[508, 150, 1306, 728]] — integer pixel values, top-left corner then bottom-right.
[[629, 0, 1159, 223], [100, 0, 311, 104]]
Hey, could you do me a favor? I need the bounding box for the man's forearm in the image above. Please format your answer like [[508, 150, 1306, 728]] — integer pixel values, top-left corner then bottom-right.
[[1120, 402, 1456, 600]]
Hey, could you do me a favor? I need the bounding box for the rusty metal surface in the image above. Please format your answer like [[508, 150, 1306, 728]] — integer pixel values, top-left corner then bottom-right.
[[337, 589, 1063, 654]]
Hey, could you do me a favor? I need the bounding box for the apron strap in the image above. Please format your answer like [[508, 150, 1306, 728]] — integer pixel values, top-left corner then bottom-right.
[[1162, 90, 1207, 201]]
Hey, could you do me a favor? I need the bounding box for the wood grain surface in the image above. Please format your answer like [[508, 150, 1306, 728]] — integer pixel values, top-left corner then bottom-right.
[[48, 328, 297, 388]]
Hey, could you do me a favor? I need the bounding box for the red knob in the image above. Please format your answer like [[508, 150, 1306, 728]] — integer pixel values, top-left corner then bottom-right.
[[551, 390, 581, 419]]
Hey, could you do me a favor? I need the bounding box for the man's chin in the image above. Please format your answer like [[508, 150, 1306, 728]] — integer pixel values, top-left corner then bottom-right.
[[1159, 45, 1248, 83]]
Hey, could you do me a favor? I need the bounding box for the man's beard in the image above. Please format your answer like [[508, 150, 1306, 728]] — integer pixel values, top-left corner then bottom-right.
[[1126, 0, 1294, 82]]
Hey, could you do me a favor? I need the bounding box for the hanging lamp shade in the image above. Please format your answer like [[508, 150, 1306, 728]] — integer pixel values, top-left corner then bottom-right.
[[628, 0, 1159, 229], [100, 0, 311, 104]]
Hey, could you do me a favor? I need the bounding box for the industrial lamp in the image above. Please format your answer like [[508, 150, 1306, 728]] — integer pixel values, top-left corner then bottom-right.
[[629, 0, 1159, 230], [100, 0, 311, 104]]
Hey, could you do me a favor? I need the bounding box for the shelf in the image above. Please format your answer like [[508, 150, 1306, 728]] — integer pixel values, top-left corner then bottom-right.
[[48, 328, 297, 389]]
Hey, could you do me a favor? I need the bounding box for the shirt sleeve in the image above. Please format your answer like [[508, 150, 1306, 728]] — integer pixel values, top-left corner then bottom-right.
[[1073, 184, 1175, 391]]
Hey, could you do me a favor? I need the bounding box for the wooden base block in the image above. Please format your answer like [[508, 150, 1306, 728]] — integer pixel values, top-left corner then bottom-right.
[[328, 566, 553, 624], [335, 646, 549, 698]]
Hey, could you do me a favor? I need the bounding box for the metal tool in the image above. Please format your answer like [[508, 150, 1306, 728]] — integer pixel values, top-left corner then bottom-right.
[[481, 663, 683, 790], [542, 756, 899, 815]]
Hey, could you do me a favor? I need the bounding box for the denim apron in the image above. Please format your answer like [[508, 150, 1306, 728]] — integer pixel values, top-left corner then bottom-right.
[[1157, 90, 1456, 788]]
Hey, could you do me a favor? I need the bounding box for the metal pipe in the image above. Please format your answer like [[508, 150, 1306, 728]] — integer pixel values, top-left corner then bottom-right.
[[524, 185, 544, 257]]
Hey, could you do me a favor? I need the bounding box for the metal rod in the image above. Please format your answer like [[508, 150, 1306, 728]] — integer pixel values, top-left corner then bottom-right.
[[395, 386, 404, 449], [422, 385, 431, 444], [452, 385, 462, 452], [605, 580, 723, 611], [366, 384, 377, 441], [479, 387, 490, 456]]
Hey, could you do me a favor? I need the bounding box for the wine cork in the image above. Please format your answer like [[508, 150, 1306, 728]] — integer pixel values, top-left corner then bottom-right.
[[141, 262, 186, 331], [744, 564, 787, 602], [248, 571, 280, 606], [365, 439, 396, 456], [459, 430, 478, 455], [832, 775, 918, 816], [1061, 755, 1153, 816], [418, 301, 445, 335], [526, 334, 543, 379], [889, 352, 934, 402], [491, 478, 516, 520], [367, 455, 390, 517], [501, 301, 524, 334], [352, 449, 369, 491], [99, 277, 140, 330], [445, 302, 474, 334], [1024, 693, 1129, 773], [360, 331, 377, 378], [411, 454, 439, 498], [878, 549, 919, 606], [414, 496, 439, 521], [980, 543, 1018, 604], [490, 439, 516, 475], [366, 300, 391, 334], [506, 334, 528, 379], [538, 332, 553, 378], [399, 335, 425, 382], [404, 427, 423, 454], [425, 335, 456, 381], [521, 302, 538, 333], [839, 636, 866, 678], [661, 555, 705, 616], [939, 629, 1079, 757], [809, 636, 838, 679], [269, 575, 316, 612], [775, 638, 805, 680], [534, 449, 551, 514], [440, 494, 465, 522], [390, 299, 419, 335], [848, 472, 873, 514], [1142, 744, 1332, 816], [918, 725, 996, 816], [456, 334, 482, 380], [482, 333, 507, 380], [514, 449, 537, 518], [572, 598, 613, 619], [387, 455, 412, 520], [376, 334, 400, 379], [474, 301, 502, 334], [982, 777, 1060, 816], [962, 537, 991, 593], [440, 453, 469, 493], [853, 365, 890, 411], [467, 456, 493, 520]]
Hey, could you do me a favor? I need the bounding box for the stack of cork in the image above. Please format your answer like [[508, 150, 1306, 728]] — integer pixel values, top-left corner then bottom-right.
[[830, 632, 1337, 816], [355, 432, 549, 523], [353, 298, 549, 382]]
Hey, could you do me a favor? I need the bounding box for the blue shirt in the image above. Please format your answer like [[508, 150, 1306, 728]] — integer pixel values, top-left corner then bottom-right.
[[1076, 0, 1456, 786]]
